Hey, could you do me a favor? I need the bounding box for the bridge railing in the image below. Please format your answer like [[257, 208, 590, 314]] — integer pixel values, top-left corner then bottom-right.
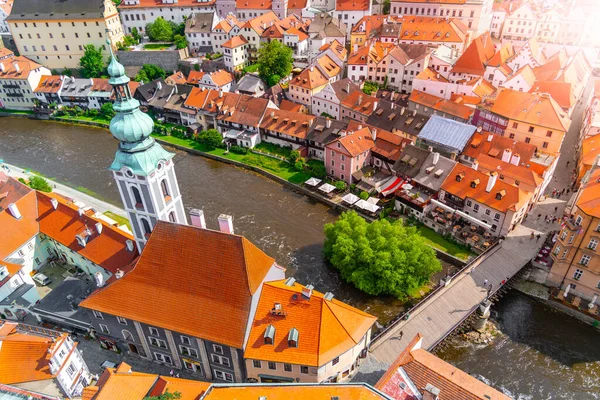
[[369, 240, 501, 348]]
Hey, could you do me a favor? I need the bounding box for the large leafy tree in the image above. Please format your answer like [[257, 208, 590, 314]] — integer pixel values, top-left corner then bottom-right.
[[79, 45, 105, 78], [256, 40, 293, 87], [146, 17, 174, 42], [135, 64, 167, 82], [324, 211, 441, 299]]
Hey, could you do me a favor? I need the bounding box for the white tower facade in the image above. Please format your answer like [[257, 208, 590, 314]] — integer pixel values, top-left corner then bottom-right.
[[105, 45, 186, 251]]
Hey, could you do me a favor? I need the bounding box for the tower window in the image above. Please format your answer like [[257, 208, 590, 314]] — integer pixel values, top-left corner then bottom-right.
[[161, 179, 171, 202], [168, 211, 176, 222], [131, 187, 144, 210], [141, 218, 152, 238]]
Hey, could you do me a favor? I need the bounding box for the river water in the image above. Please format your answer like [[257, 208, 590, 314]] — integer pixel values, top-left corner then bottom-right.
[[1, 118, 599, 399]]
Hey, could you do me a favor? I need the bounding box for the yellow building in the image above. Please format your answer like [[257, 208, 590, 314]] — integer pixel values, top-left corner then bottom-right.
[[7, 0, 124, 69], [547, 167, 600, 307]]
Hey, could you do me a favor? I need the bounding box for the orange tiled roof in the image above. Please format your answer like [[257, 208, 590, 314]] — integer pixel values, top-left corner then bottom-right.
[[119, 0, 215, 8], [220, 94, 269, 127], [399, 16, 468, 44], [183, 87, 216, 109], [36, 191, 139, 275], [316, 54, 341, 78], [222, 35, 248, 48], [91, 78, 112, 93], [147, 376, 211, 400], [341, 91, 378, 117], [186, 70, 205, 85], [530, 80, 573, 110], [0, 56, 43, 80], [415, 67, 450, 83], [484, 89, 571, 132], [236, 0, 272, 9], [34, 75, 62, 93], [328, 127, 376, 157], [291, 66, 328, 90], [279, 99, 304, 113], [165, 71, 187, 85], [487, 43, 514, 67], [287, 0, 307, 8], [245, 280, 375, 366], [410, 90, 473, 120], [577, 168, 600, 219], [91, 364, 158, 400], [580, 135, 599, 168], [209, 70, 235, 86], [80, 222, 279, 348], [475, 153, 543, 192], [451, 32, 495, 75], [0, 321, 56, 384], [508, 64, 536, 86], [377, 334, 510, 400], [285, 26, 308, 41], [203, 385, 386, 399], [259, 108, 315, 139], [441, 164, 530, 213], [336, 0, 369, 11], [0, 174, 39, 261], [351, 14, 385, 34], [242, 11, 279, 34]]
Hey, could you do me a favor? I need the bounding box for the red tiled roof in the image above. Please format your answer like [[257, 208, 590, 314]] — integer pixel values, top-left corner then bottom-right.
[[236, 0, 272, 9], [336, 0, 370, 11], [451, 32, 495, 75], [341, 91, 377, 117], [34, 75, 62, 94], [327, 127, 376, 157], [0, 56, 44, 80], [80, 222, 280, 348], [119, 0, 215, 8], [410, 90, 474, 120], [259, 108, 315, 139], [222, 35, 248, 48]]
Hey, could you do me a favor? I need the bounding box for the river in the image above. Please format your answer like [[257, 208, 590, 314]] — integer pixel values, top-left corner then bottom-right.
[[2, 118, 599, 399]]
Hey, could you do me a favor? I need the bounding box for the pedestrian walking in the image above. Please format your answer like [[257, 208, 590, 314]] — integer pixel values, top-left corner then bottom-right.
[[530, 231, 535, 239], [487, 283, 493, 297], [501, 279, 506, 285], [484, 278, 488, 286], [566, 161, 570, 167], [567, 189, 570, 194], [537, 213, 541, 221], [398, 331, 404, 340], [561, 188, 566, 195], [536, 234, 541, 241], [554, 206, 558, 212]]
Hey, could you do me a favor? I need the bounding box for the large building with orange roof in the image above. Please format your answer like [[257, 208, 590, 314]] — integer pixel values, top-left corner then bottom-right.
[[0, 54, 50, 110], [0, 320, 92, 398], [390, 0, 494, 36], [244, 279, 376, 383], [325, 126, 377, 184], [0, 172, 139, 323], [288, 66, 329, 110], [376, 333, 510, 399], [397, 16, 469, 52], [473, 89, 571, 154], [547, 167, 600, 307]]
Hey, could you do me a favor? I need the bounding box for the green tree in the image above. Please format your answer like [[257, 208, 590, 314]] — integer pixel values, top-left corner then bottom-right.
[[294, 157, 306, 171], [131, 27, 141, 44], [146, 17, 174, 42], [256, 40, 293, 87], [334, 180, 347, 191], [288, 149, 301, 163], [359, 191, 369, 200], [324, 211, 441, 299], [197, 129, 223, 150], [79, 45, 105, 78], [100, 102, 115, 119], [144, 391, 181, 400], [383, 0, 391, 14], [135, 64, 167, 82], [308, 162, 326, 179], [27, 176, 53, 193], [173, 34, 188, 50]]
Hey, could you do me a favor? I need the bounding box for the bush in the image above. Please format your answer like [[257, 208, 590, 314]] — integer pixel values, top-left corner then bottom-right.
[[362, 81, 380, 95], [28, 176, 53, 193], [230, 145, 248, 154], [87, 109, 99, 117], [359, 191, 369, 200], [308, 162, 326, 179], [334, 180, 347, 191], [100, 102, 115, 119], [196, 129, 223, 150], [294, 157, 306, 172], [288, 150, 301, 163], [350, 183, 357, 192], [174, 34, 188, 50]]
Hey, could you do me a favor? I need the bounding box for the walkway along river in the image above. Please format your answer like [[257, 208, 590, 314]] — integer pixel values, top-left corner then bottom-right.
[[1, 118, 599, 398]]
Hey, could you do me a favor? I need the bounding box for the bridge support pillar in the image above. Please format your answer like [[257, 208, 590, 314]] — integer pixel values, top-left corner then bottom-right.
[[473, 300, 492, 332]]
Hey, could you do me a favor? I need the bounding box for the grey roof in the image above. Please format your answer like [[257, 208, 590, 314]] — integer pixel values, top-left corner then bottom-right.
[[412, 152, 457, 191], [8, 0, 105, 20], [32, 277, 94, 328], [307, 116, 349, 147], [237, 73, 266, 94], [398, 43, 431, 62], [367, 100, 429, 138], [330, 78, 359, 104], [164, 85, 193, 113], [308, 14, 346, 37], [185, 12, 215, 34], [393, 144, 430, 178], [0, 283, 33, 306], [60, 77, 93, 97], [417, 115, 476, 153], [381, 23, 401, 37]]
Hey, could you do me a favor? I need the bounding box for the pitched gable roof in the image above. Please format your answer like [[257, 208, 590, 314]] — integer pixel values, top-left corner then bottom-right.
[[80, 222, 278, 348], [451, 32, 495, 75]]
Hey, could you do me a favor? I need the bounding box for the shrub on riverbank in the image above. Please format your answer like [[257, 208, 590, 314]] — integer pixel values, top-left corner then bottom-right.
[[19, 176, 53, 193], [324, 211, 441, 299]]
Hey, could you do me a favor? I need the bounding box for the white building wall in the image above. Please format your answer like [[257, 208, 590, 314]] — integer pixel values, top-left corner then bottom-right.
[[120, 4, 215, 35]]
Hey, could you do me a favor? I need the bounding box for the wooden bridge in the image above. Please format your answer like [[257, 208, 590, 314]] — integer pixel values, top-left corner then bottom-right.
[[366, 224, 544, 367]]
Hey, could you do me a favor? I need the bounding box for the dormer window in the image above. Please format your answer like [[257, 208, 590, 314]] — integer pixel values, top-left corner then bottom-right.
[[470, 178, 480, 188], [456, 172, 465, 182], [288, 328, 299, 348], [264, 324, 275, 345], [496, 189, 506, 200]]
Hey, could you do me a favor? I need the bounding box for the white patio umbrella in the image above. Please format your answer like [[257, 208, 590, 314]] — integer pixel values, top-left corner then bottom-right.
[[318, 183, 336, 193], [304, 177, 322, 187], [342, 193, 360, 205]]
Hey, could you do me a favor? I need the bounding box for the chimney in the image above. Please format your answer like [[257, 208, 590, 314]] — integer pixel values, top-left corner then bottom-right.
[[94, 271, 105, 288], [302, 284, 314, 299], [78, 208, 84, 217], [270, 111, 275, 117], [371, 128, 377, 141], [326, 119, 332, 128], [358, 124, 363, 130], [189, 209, 207, 229], [219, 88, 223, 98], [501, 148, 512, 163], [50, 198, 59, 210], [510, 153, 521, 166], [218, 214, 234, 234], [373, 101, 378, 109], [95, 222, 103, 234], [156, 81, 162, 90], [346, 82, 350, 93], [7, 203, 21, 219], [357, 94, 363, 105], [423, 384, 440, 400], [432, 152, 440, 165], [310, 65, 314, 72], [89, 78, 94, 87], [125, 239, 134, 252], [115, 269, 124, 279], [487, 133, 493, 142], [0, 62, 4, 72], [472, 160, 478, 170], [13, 62, 19, 73], [486, 171, 498, 192]]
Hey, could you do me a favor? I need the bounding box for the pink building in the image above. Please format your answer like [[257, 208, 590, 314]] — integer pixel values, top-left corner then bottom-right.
[[325, 127, 375, 184]]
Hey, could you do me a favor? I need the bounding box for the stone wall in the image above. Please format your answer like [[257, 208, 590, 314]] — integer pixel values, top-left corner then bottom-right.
[[116, 48, 189, 72]]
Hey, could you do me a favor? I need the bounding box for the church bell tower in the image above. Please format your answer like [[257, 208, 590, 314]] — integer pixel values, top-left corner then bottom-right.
[[106, 43, 186, 251]]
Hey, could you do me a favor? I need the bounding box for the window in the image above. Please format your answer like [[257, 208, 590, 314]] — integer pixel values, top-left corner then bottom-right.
[[554, 245, 561, 255], [569, 234, 575, 244], [122, 330, 134, 341], [154, 353, 172, 364], [149, 337, 167, 348], [213, 369, 234, 382], [93, 310, 104, 319], [160, 179, 170, 200], [525, 137, 531, 144], [66, 363, 77, 378], [213, 344, 224, 354], [131, 187, 143, 209], [474, 204, 480, 212], [588, 239, 599, 250], [512, 122, 518, 129], [580, 255, 591, 266], [181, 345, 199, 358], [149, 327, 159, 336], [494, 213, 501, 221], [141, 218, 152, 237], [546, 130, 553, 137], [561, 230, 568, 240], [509, 133, 515, 139], [528, 126, 534, 133], [301, 366, 309, 374], [284, 363, 292, 372], [573, 268, 584, 280], [181, 336, 191, 345], [268, 361, 276, 370], [485, 209, 491, 216], [562, 248, 569, 259], [332, 356, 340, 366], [466, 200, 472, 207], [253, 360, 261, 368], [116, 316, 127, 325], [99, 324, 110, 334], [542, 142, 548, 149], [576, 216, 583, 225]]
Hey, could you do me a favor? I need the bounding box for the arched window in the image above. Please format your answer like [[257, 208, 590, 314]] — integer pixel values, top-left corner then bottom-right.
[[141, 218, 152, 238], [122, 330, 134, 342], [161, 179, 171, 201], [168, 211, 176, 222], [131, 187, 143, 210]]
